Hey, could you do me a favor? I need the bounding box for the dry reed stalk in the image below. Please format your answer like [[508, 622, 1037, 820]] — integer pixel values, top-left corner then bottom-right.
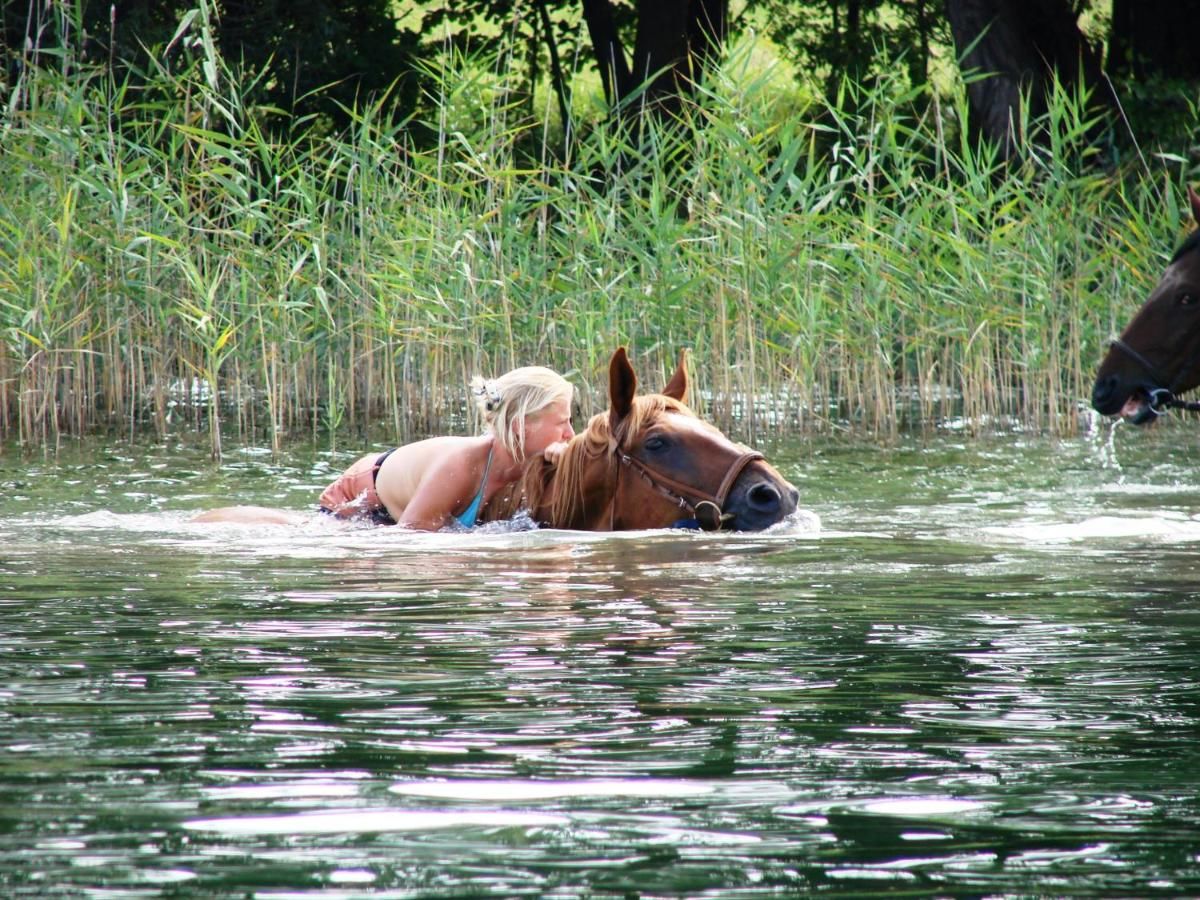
[[0, 24, 1182, 450]]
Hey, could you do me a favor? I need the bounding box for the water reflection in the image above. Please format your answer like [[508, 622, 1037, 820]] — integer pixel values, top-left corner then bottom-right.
[[187, 808, 569, 834], [1, 433, 1200, 895]]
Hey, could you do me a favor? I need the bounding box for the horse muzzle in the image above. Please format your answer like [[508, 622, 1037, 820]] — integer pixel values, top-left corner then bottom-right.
[[1092, 374, 1172, 425], [719, 466, 800, 531], [1093, 339, 1179, 425], [619, 447, 799, 533]]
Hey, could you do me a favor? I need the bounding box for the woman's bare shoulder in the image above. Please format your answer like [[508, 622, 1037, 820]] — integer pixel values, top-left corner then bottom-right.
[[374, 435, 491, 501]]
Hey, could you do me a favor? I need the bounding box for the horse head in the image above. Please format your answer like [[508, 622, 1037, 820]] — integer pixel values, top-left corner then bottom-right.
[[483, 347, 799, 531], [1092, 186, 1200, 424]]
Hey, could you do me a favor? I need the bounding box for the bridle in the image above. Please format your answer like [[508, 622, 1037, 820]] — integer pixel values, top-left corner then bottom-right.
[[1107, 338, 1200, 413], [611, 442, 764, 531]]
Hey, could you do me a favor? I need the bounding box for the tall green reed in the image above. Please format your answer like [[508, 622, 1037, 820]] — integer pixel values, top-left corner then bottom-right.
[[0, 21, 1188, 453]]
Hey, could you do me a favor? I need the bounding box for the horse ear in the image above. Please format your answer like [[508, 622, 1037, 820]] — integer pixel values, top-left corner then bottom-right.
[[609, 346, 637, 428], [1189, 185, 1200, 228], [662, 349, 689, 403]]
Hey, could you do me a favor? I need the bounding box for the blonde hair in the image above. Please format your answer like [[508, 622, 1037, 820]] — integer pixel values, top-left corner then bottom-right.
[[470, 366, 574, 460]]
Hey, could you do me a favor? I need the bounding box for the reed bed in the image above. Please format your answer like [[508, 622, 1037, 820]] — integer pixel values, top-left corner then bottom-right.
[[0, 21, 1190, 455]]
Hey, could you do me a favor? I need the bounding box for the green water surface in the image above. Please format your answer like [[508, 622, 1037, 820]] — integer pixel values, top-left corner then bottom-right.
[[1, 425, 1198, 897]]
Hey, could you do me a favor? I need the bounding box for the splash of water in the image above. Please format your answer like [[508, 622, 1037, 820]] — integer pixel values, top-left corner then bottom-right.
[[772, 508, 822, 534], [1085, 415, 1124, 471], [1102, 417, 1124, 470]]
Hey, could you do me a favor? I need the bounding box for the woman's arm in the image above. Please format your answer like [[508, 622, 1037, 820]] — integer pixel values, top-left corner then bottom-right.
[[389, 450, 475, 531]]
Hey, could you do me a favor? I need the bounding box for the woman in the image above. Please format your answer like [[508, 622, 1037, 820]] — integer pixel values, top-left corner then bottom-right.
[[318, 366, 575, 530]]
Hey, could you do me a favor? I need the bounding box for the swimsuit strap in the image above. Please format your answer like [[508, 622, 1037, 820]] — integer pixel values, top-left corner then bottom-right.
[[371, 447, 397, 483], [454, 443, 495, 528]]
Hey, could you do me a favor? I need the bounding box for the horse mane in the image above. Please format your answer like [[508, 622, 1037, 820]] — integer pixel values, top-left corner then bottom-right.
[[484, 393, 698, 527]]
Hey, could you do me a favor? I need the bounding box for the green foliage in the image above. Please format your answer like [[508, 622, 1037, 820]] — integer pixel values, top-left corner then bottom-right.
[[753, 0, 952, 98], [0, 16, 1191, 451], [1112, 72, 1200, 180], [0, 0, 423, 130]]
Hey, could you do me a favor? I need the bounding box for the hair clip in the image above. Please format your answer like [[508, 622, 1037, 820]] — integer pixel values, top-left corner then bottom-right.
[[473, 379, 502, 412]]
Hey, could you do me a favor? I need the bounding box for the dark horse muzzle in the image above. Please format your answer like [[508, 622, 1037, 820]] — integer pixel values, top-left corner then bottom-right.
[[1094, 339, 1200, 422], [1092, 339, 1171, 423]]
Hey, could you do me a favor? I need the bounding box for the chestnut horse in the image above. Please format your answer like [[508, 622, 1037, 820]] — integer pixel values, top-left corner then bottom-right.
[[479, 348, 799, 531], [1093, 186, 1200, 424]]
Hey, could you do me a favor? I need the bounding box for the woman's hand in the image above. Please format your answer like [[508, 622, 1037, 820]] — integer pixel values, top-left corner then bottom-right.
[[542, 441, 569, 465]]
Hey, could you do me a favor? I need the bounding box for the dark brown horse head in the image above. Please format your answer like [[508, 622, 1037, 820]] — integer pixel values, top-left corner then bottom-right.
[[483, 348, 800, 531], [1092, 186, 1200, 424]]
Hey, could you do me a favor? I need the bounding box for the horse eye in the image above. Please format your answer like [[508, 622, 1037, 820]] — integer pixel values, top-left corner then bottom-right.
[[1180, 293, 1196, 306], [644, 436, 668, 453]]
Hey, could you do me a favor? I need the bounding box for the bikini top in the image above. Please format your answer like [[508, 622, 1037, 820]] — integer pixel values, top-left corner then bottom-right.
[[454, 444, 494, 528]]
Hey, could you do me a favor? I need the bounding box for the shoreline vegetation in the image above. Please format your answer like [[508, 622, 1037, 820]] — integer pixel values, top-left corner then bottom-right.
[[0, 15, 1193, 457]]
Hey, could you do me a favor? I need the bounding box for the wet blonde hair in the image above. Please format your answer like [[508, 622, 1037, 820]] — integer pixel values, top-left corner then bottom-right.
[[470, 366, 574, 460]]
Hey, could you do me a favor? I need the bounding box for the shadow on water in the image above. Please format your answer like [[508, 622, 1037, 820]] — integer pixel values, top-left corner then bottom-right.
[[1, 427, 1199, 896]]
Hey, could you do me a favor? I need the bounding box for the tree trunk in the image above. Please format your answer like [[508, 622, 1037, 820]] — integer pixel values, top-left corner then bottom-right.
[[535, 0, 573, 146], [580, 0, 633, 108], [580, 0, 727, 117], [630, 0, 692, 115], [943, 0, 1113, 160], [909, 0, 934, 94], [687, 0, 727, 80]]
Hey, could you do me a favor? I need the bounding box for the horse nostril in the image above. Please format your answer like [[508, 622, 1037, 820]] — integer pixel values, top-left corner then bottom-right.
[[747, 483, 781, 510]]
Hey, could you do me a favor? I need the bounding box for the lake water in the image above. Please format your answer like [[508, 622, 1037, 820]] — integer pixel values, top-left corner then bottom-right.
[[1, 423, 1199, 897]]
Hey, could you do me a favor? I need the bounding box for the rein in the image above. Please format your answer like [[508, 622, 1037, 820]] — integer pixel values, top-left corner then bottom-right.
[[1160, 396, 1200, 412], [1107, 338, 1200, 413], [612, 445, 764, 531]]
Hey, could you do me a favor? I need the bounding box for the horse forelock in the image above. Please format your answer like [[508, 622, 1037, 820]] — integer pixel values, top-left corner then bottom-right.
[[611, 394, 698, 447]]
